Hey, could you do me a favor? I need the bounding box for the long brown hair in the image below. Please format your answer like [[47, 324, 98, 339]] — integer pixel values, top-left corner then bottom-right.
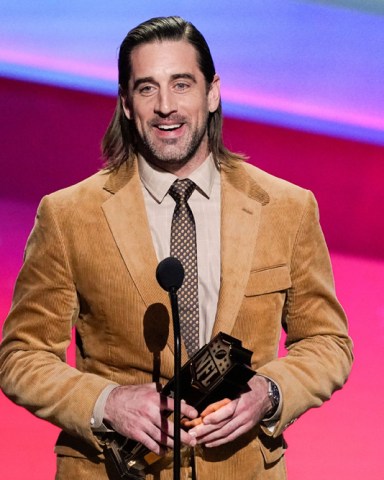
[[102, 16, 246, 171]]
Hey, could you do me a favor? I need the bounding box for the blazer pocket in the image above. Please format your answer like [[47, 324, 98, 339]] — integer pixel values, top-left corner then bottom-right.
[[245, 265, 291, 297], [255, 432, 287, 466]]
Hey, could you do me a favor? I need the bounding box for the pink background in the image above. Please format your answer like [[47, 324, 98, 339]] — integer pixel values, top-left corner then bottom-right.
[[1, 78, 384, 478]]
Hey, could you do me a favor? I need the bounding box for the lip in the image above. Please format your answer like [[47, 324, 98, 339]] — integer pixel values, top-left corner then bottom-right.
[[156, 123, 182, 131], [153, 122, 186, 138]]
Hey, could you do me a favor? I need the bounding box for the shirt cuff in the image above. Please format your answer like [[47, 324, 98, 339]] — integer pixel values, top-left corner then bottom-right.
[[90, 384, 119, 432]]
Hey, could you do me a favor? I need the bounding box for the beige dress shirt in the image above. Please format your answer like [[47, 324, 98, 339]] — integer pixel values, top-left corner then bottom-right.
[[138, 153, 221, 347]]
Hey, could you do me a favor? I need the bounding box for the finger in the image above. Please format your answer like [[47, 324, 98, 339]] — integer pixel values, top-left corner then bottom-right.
[[181, 416, 203, 428], [204, 422, 251, 448], [182, 399, 233, 428], [140, 435, 168, 456], [181, 400, 231, 428], [189, 418, 229, 441], [158, 417, 196, 447], [180, 401, 198, 420], [196, 410, 255, 447], [180, 428, 197, 447], [195, 423, 234, 445], [134, 424, 173, 455], [200, 398, 231, 418], [160, 396, 198, 419], [180, 398, 229, 428], [202, 399, 238, 425], [160, 393, 174, 412]]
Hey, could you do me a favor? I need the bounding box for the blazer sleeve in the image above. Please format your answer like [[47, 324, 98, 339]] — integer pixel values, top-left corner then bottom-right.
[[0, 196, 116, 451], [257, 190, 353, 436]]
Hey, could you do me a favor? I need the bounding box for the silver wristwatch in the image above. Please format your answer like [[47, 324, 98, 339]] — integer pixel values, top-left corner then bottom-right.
[[265, 379, 280, 418]]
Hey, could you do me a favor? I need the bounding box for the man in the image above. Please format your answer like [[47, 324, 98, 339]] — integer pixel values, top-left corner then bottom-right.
[[0, 16, 352, 479]]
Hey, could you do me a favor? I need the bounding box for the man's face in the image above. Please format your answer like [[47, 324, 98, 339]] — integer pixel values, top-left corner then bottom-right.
[[123, 40, 220, 173]]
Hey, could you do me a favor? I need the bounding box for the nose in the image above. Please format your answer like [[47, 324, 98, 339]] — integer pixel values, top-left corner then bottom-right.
[[154, 89, 177, 116]]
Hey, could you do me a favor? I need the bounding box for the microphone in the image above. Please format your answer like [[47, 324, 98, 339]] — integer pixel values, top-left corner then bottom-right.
[[156, 257, 184, 292]]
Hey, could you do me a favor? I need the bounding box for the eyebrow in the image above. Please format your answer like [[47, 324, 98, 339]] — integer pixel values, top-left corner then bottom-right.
[[171, 73, 197, 83], [133, 73, 197, 91]]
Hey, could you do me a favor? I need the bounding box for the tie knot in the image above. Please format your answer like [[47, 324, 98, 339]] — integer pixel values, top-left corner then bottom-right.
[[169, 179, 196, 203]]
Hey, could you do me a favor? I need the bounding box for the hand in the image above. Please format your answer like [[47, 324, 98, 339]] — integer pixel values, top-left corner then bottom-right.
[[104, 383, 198, 455], [188, 375, 272, 448]]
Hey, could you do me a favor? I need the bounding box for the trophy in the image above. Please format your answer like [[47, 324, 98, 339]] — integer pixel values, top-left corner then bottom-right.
[[101, 332, 255, 479]]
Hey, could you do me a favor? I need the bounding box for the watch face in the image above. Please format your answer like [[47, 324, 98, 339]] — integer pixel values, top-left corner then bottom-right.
[[264, 380, 280, 419], [269, 381, 280, 407]]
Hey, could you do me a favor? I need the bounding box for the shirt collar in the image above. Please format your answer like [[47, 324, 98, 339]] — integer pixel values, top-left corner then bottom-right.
[[138, 153, 218, 203]]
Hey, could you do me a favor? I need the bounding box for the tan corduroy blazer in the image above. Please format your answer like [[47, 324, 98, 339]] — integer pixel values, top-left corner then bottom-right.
[[0, 158, 353, 479]]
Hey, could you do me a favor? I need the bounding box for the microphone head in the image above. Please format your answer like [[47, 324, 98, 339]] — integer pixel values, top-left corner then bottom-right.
[[156, 257, 184, 292]]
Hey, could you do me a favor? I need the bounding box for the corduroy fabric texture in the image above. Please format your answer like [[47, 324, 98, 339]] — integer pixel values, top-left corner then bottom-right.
[[0, 159, 353, 480]]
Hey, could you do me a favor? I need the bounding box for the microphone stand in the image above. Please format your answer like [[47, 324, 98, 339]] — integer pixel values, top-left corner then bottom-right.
[[156, 256, 184, 480], [168, 287, 182, 480]]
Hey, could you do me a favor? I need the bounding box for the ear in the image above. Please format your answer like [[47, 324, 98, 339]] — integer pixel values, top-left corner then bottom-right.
[[208, 74, 221, 113], [121, 95, 133, 120]]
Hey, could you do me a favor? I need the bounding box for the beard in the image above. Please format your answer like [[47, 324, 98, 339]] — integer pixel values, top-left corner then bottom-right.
[[135, 115, 209, 171]]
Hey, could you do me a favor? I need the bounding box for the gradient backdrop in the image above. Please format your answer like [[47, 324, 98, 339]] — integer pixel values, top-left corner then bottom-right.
[[1, 1, 384, 479]]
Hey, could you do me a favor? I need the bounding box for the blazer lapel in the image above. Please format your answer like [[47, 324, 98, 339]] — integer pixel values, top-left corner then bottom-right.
[[101, 162, 179, 356], [212, 163, 269, 338]]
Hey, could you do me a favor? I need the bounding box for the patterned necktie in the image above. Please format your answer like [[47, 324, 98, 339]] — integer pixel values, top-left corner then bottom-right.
[[169, 179, 199, 357]]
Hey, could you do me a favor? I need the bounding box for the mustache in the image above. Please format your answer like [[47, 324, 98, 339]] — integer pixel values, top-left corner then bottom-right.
[[149, 114, 187, 126]]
